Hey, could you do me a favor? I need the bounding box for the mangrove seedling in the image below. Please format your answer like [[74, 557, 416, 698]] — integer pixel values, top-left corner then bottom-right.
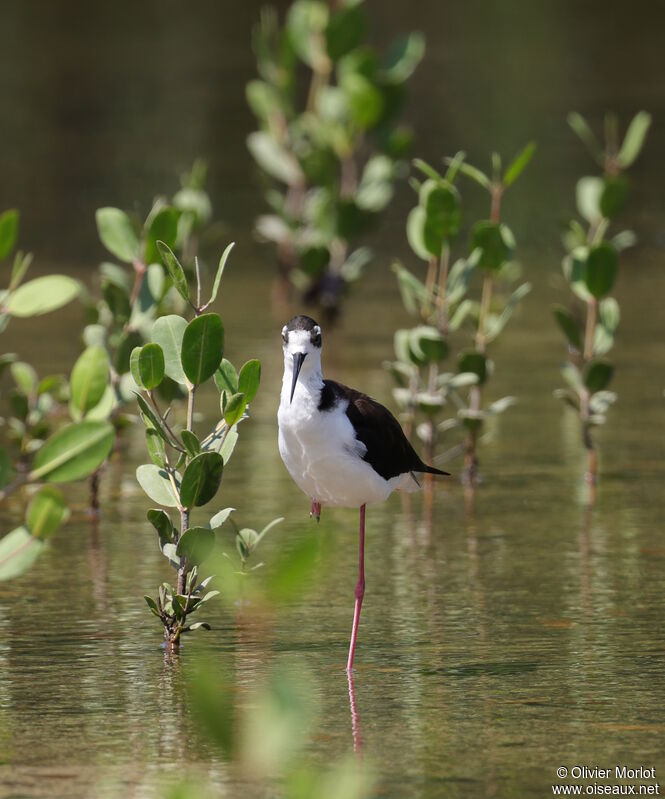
[[82, 163, 215, 507], [247, 0, 424, 314], [554, 111, 650, 499], [0, 209, 115, 579], [137, 240, 271, 648], [387, 148, 532, 488]]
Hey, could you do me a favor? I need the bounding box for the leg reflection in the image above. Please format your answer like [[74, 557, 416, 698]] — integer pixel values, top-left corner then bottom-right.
[[347, 670, 363, 756]]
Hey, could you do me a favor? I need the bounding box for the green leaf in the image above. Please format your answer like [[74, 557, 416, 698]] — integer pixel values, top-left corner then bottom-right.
[[0, 209, 19, 260], [147, 508, 175, 546], [618, 111, 651, 168], [247, 132, 303, 185], [576, 176, 603, 223], [30, 421, 114, 483], [584, 243, 618, 299], [485, 282, 531, 342], [409, 326, 448, 363], [419, 180, 461, 254], [552, 304, 582, 350], [209, 507, 235, 529], [4, 276, 80, 317], [181, 430, 201, 459], [145, 429, 167, 468], [134, 393, 180, 450], [137, 343, 165, 391], [0, 527, 44, 581], [0, 448, 13, 489], [220, 425, 239, 465], [70, 346, 109, 417], [381, 31, 425, 83], [567, 112, 603, 161], [26, 486, 69, 539], [181, 313, 224, 385], [215, 358, 238, 395], [180, 451, 224, 508], [600, 176, 629, 219], [457, 351, 487, 385], [470, 221, 512, 271], [144, 595, 162, 619], [584, 360, 614, 393], [455, 161, 491, 189], [503, 142, 536, 187], [156, 241, 190, 303], [130, 346, 144, 389], [152, 315, 188, 385], [145, 206, 179, 265], [10, 361, 38, 395], [176, 527, 215, 565], [341, 73, 383, 130], [136, 464, 180, 507], [561, 362, 584, 393], [209, 242, 234, 306], [326, 2, 365, 60], [95, 207, 140, 262], [223, 393, 247, 426], [246, 79, 282, 121], [238, 360, 261, 403], [406, 206, 430, 261], [9, 250, 32, 290]]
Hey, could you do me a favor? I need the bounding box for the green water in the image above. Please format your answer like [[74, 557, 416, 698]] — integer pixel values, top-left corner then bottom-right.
[[1, 0, 665, 796]]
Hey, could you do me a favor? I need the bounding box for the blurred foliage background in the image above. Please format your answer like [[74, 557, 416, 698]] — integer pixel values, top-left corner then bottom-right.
[[0, 2, 664, 798]]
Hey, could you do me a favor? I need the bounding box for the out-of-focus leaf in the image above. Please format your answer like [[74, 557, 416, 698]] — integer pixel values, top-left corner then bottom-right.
[[568, 112, 603, 161], [381, 32, 425, 83], [157, 241, 190, 303], [576, 176, 603, 223], [26, 486, 69, 539], [617, 111, 651, 168], [0, 527, 44, 581], [95, 207, 140, 262], [457, 351, 487, 385], [4, 276, 80, 317], [70, 346, 109, 418], [247, 132, 303, 185], [584, 243, 618, 298], [30, 421, 115, 483], [553, 304, 582, 350], [0, 209, 19, 260], [470, 221, 512, 271], [503, 141, 536, 187], [600, 176, 629, 219], [584, 359, 614, 393]]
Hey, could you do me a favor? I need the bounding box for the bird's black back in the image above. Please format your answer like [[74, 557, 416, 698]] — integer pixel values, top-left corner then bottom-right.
[[318, 379, 449, 481]]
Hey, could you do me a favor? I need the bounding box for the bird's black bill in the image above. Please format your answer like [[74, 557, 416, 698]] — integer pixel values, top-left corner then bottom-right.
[[290, 352, 306, 403]]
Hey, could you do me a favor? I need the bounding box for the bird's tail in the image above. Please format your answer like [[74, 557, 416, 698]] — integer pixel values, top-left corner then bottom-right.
[[420, 464, 451, 477]]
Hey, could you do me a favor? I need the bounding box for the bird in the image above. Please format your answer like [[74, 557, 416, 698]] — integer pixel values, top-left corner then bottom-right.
[[277, 315, 450, 672]]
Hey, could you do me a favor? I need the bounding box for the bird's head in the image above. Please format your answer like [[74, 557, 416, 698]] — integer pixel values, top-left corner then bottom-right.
[[281, 315, 322, 403]]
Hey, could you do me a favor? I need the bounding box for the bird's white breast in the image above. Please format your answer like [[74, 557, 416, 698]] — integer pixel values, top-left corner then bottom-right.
[[278, 379, 397, 508]]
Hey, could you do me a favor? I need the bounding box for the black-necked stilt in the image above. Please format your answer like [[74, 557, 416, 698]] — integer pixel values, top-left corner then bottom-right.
[[277, 315, 449, 672]]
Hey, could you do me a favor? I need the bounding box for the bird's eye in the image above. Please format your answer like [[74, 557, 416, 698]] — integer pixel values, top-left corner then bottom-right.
[[281, 325, 288, 343]]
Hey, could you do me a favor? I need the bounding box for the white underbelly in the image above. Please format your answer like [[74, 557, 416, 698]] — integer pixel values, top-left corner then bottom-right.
[[278, 404, 401, 507]]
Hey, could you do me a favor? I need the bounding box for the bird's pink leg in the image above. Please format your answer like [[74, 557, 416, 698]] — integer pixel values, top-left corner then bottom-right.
[[310, 500, 321, 522], [346, 503, 366, 673]]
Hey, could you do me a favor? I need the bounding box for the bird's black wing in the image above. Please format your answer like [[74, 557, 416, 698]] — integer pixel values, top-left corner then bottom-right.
[[319, 380, 449, 481]]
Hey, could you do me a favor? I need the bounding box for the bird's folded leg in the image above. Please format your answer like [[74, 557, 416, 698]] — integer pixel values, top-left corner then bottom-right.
[[310, 500, 321, 522]]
